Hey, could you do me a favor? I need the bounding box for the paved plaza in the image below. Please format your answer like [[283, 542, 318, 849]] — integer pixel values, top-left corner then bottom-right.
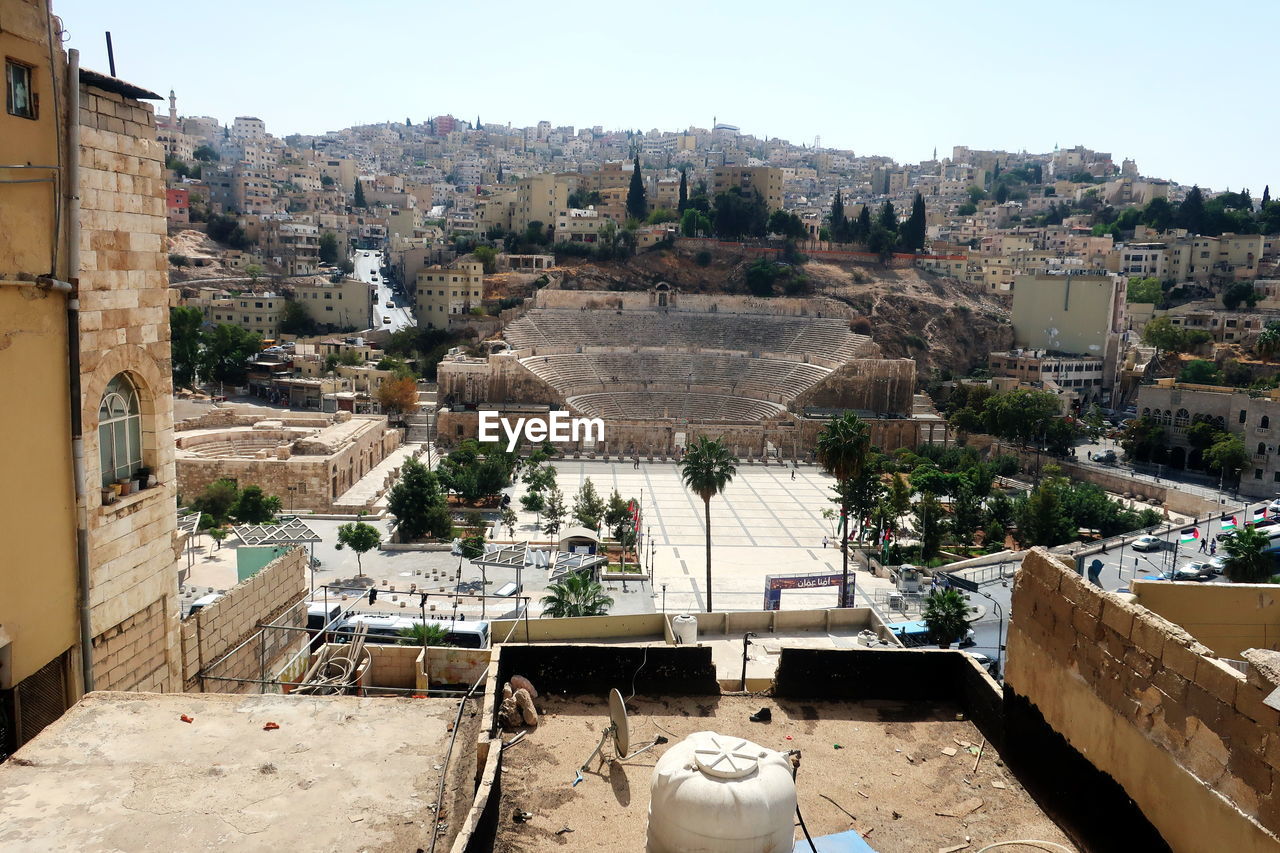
[[507, 459, 898, 616]]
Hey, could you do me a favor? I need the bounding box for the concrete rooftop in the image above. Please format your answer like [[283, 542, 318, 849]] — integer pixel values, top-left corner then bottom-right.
[[0, 692, 477, 853]]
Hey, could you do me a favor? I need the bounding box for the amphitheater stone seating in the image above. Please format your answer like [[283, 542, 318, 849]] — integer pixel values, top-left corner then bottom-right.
[[504, 307, 870, 424]]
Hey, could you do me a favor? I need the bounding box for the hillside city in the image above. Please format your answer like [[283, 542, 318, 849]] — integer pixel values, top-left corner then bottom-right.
[[6, 1, 1280, 851]]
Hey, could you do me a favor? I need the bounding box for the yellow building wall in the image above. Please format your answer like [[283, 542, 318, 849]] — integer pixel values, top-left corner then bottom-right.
[[1131, 579, 1280, 660], [0, 286, 79, 685]]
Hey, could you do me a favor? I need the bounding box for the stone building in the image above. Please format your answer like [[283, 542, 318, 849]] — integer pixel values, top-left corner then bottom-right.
[[1, 0, 183, 752], [174, 409, 401, 513]]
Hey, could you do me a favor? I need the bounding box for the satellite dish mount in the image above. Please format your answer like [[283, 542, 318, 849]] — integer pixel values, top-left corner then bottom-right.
[[573, 688, 664, 786]]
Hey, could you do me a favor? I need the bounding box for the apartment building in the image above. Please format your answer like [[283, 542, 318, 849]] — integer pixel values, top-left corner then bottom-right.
[[555, 208, 609, 243], [513, 173, 570, 233], [165, 187, 189, 224], [262, 220, 319, 275], [230, 115, 266, 144], [292, 277, 372, 331], [990, 349, 1108, 404], [2, 1, 184, 751], [1011, 272, 1127, 384], [415, 261, 484, 329], [204, 293, 285, 338], [710, 166, 783, 211]]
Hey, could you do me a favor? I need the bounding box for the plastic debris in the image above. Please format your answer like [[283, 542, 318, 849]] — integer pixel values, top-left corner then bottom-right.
[[179, 714, 193, 724], [263, 721, 280, 731]]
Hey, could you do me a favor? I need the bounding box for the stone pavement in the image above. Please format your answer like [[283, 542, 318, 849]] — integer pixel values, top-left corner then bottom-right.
[[506, 459, 900, 617]]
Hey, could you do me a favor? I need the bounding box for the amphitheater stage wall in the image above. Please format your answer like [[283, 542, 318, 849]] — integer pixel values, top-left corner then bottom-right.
[[434, 409, 925, 457], [795, 358, 917, 416], [438, 353, 560, 408], [533, 288, 854, 319]]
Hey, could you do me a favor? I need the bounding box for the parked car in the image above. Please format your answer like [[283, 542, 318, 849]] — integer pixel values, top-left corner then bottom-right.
[[1132, 534, 1163, 552], [386, 300, 395, 308], [1209, 555, 1228, 575], [1268, 499, 1280, 516], [1180, 561, 1216, 581], [382, 315, 392, 324], [1096, 449, 1118, 465]]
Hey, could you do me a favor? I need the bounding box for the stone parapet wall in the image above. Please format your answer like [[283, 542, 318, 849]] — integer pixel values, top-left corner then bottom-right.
[[1007, 547, 1280, 850], [180, 547, 308, 692], [92, 597, 173, 693]]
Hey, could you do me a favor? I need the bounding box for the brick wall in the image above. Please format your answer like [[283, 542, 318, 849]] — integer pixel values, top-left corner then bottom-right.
[[180, 547, 308, 692], [1007, 548, 1280, 850], [77, 82, 182, 693], [92, 597, 170, 692]]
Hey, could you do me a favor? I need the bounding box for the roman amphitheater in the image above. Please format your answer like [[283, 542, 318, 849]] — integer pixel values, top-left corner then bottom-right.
[[437, 286, 937, 457]]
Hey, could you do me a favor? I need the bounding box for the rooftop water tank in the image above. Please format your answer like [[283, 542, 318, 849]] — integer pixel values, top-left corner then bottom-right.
[[646, 731, 796, 853], [671, 614, 698, 646]]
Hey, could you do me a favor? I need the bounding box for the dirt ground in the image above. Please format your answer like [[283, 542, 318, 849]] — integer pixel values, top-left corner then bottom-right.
[[493, 694, 1077, 853]]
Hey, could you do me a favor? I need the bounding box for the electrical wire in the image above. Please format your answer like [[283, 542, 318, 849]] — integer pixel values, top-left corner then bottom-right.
[[795, 804, 818, 852], [625, 643, 650, 703], [976, 842, 1073, 853]]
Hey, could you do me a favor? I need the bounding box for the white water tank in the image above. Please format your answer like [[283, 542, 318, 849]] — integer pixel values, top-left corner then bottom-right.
[[646, 731, 796, 853], [671, 614, 698, 646]]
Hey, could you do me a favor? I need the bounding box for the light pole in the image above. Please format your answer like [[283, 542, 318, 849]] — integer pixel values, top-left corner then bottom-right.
[[661, 583, 668, 614], [970, 587, 1005, 679]]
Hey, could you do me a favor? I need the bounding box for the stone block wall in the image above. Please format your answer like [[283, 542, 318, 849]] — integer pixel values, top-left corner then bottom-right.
[[77, 82, 182, 693], [180, 547, 308, 692], [794, 358, 917, 416], [1007, 548, 1280, 850]]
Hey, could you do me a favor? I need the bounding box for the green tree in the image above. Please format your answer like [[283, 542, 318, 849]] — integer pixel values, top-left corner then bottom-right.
[[572, 477, 606, 531], [387, 458, 452, 541], [1178, 359, 1223, 384], [192, 145, 220, 162], [914, 491, 944, 559], [877, 200, 898, 233], [170, 306, 204, 388], [949, 479, 983, 546], [1257, 323, 1280, 362], [923, 589, 971, 648], [1223, 525, 1275, 583], [1223, 281, 1261, 310], [981, 388, 1063, 444], [541, 486, 567, 538], [679, 436, 739, 613], [279, 299, 315, 336], [1141, 316, 1210, 354], [200, 323, 260, 387], [900, 192, 927, 251], [626, 156, 647, 221], [1205, 433, 1247, 485], [1140, 196, 1175, 232], [189, 479, 239, 527], [244, 264, 263, 284], [1015, 478, 1076, 547], [473, 245, 497, 274], [830, 189, 847, 242], [712, 187, 769, 239], [604, 490, 633, 542], [208, 526, 228, 550], [852, 205, 872, 243], [1119, 416, 1166, 462], [677, 169, 688, 213], [354, 179, 367, 208], [318, 231, 340, 265], [816, 413, 870, 605], [1127, 277, 1162, 304], [337, 519, 381, 577], [540, 571, 614, 618], [1177, 185, 1205, 234], [229, 485, 281, 524], [681, 208, 712, 237]]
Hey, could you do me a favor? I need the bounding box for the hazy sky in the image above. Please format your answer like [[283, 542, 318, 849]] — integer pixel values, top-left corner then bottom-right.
[[54, 0, 1277, 192]]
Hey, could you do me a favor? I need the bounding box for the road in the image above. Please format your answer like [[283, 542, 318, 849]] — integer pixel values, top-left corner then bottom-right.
[[352, 249, 414, 333], [957, 495, 1278, 679]]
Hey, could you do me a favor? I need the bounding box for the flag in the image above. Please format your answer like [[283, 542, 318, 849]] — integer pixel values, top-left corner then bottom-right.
[[1180, 527, 1199, 544], [1253, 507, 1267, 524], [1221, 516, 1238, 533]]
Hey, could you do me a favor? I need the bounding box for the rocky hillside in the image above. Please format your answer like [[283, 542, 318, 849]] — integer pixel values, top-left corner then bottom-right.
[[549, 244, 1012, 378]]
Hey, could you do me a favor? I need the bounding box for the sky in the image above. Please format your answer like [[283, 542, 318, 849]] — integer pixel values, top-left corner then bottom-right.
[[53, 0, 1279, 193]]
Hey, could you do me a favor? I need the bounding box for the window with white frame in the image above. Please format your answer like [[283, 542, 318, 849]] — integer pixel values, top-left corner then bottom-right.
[[99, 373, 142, 487]]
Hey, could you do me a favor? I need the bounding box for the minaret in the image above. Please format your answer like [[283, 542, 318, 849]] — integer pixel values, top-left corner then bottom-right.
[[168, 89, 177, 125]]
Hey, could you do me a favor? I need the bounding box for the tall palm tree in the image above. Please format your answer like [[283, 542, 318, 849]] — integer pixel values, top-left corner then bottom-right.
[[539, 571, 614, 618], [923, 589, 971, 648], [679, 436, 738, 612], [816, 413, 871, 606]]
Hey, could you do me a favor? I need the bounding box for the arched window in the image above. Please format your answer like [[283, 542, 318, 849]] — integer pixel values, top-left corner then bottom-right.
[[1263, 415, 1272, 430], [1175, 408, 1190, 427], [99, 373, 142, 487], [1142, 407, 1151, 418]]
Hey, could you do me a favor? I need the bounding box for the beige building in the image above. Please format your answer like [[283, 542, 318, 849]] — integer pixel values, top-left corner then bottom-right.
[[1011, 273, 1126, 382], [513, 173, 571, 233], [291, 276, 372, 331], [262, 220, 319, 275], [711, 166, 784, 211], [415, 261, 484, 328], [2, 1, 185, 751], [990, 349, 1108, 405]]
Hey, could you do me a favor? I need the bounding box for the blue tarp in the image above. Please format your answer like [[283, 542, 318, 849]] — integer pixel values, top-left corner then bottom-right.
[[795, 828, 879, 853]]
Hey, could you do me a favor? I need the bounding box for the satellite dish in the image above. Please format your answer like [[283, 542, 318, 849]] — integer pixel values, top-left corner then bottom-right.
[[609, 688, 630, 757]]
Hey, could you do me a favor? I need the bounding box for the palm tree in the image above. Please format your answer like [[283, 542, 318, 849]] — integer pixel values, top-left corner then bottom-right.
[[1257, 323, 1280, 363], [397, 622, 451, 647], [679, 436, 739, 613], [816, 413, 871, 606], [1223, 524, 1275, 583], [923, 589, 971, 648], [540, 571, 614, 618]]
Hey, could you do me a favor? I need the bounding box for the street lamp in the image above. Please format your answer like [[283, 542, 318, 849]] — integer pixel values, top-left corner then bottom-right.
[[970, 586, 1005, 679], [661, 583, 668, 614]]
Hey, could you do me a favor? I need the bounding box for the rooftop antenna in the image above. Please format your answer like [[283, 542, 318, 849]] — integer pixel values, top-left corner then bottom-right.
[[104, 31, 116, 77], [572, 688, 665, 786]]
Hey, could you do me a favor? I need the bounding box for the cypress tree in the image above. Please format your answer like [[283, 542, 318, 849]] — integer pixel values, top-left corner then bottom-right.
[[1177, 186, 1205, 234], [1264, 186, 1271, 207], [831, 189, 846, 242], [878, 200, 898, 233], [678, 169, 688, 213], [903, 192, 927, 252], [626, 156, 648, 221], [853, 205, 872, 243], [354, 179, 366, 208]]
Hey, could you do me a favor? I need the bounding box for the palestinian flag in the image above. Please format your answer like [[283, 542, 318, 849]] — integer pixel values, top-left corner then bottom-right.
[[1221, 516, 1238, 533], [1253, 507, 1268, 524], [1180, 527, 1200, 544]]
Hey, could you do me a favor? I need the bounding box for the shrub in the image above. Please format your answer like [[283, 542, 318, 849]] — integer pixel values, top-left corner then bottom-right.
[[904, 333, 927, 349], [851, 317, 873, 335], [695, 250, 712, 267]]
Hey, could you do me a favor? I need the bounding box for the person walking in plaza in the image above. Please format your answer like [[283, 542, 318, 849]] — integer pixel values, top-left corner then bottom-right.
[[791, 469, 796, 481], [1210, 539, 1217, 556], [1199, 535, 1208, 554], [822, 535, 828, 549]]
